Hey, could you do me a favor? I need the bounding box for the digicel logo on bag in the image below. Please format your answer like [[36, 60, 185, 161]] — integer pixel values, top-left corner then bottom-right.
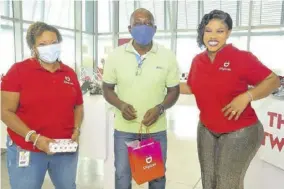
[[143, 156, 156, 170]]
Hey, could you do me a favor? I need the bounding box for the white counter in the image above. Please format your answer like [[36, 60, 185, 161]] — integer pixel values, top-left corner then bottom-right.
[[254, 95, 284, 170], [78, 95, 115, 189], [79, 95, 110, 160]]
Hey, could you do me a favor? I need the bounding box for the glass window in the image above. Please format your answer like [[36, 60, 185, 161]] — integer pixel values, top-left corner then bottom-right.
[[240, 1, 250, 26], [81, 33, 96, 80], [82, 0, 94, 33], [119, 1, 134, 32], [227, 36, 247, 51], [250, 35, 284, 75], [119, 33, 132, 39], [98, 35, 113, 68], [154, 33, 171, 49], [22, 0, 74, 29], [82, 34, 95, 69], [139, 1, 166, 30], [176, 33, 202, 74], [0, 0, 13, 17], [0, 20, 15, 74], [0, 1, 4, 15], [58, 29, 75, 69], [22, 0, 43, 21], [203, 1, 238, 27], [23, 24, 31, 59], [177, 0, 199, 29], [252, 1, 283, 26], [98, 1, 113, 33]]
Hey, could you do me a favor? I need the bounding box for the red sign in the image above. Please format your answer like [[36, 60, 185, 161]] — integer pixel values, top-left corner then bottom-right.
[[262, 112, 284, 152], [118, 38, 132, 46]]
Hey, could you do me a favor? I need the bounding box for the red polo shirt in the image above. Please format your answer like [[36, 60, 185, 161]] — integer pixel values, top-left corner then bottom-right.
[[187, 44, 271, 133], [1, 58, 83, 151]]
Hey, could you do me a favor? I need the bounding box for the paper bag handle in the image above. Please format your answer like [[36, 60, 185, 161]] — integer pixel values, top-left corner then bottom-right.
[[138, 123, 152, 141]]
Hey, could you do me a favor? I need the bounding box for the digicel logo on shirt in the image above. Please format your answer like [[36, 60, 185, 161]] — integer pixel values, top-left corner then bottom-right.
[[219, 61, 231, 71], [64, 76, 74, 85]]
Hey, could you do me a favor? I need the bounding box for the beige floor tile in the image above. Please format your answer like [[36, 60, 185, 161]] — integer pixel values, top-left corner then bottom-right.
[[165, 181, 193, 189]]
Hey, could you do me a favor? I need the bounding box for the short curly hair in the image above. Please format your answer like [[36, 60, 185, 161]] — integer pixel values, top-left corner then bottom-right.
[[26, 22, 62, 50], [197, 10, 233, 48]]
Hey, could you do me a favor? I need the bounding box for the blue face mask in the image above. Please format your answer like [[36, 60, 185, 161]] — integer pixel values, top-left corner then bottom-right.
[[130, 25, 155, 46]]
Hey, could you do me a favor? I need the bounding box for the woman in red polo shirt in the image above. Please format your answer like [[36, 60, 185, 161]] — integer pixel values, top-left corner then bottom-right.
[[183, 10, 280, 189], [1, 22, 83, 189]]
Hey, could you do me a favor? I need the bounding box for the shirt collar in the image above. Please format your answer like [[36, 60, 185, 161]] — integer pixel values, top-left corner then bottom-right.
[[125, 39, 158, 54], [30, 58, 68, 72]]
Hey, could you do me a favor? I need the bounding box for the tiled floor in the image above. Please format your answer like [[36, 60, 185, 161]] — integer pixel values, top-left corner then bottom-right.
[[1, 95, 284, 189]]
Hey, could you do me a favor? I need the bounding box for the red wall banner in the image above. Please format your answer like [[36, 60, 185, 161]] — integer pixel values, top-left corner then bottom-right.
[[118, 38, 132, 46]]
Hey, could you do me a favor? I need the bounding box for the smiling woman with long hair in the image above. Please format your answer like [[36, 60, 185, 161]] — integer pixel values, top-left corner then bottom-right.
[[182, 10, 280, 189]]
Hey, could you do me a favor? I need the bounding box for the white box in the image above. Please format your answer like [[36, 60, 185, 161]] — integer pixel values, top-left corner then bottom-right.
[[49, 139, 78, 153]]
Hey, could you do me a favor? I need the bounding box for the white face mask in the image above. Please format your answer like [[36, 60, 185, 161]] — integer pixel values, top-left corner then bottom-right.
[[37, 43, 61, 64]]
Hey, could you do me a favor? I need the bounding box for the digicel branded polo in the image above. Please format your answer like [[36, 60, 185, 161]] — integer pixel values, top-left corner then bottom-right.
[[1, 58, 83, 151], [187, 44, 272, 133]]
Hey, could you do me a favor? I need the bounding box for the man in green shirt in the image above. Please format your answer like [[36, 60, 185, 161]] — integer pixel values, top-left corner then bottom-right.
[[102, 8, 180, 189]]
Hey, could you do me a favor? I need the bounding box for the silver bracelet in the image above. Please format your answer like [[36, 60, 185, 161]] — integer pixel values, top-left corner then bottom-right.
[[25, 130, 36, 142], [74, 127, 80, 133], [33, 134, 41, 149]]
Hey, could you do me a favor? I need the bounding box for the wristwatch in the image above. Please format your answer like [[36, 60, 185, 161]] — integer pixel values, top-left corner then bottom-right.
[[156, 104, 165, 115]]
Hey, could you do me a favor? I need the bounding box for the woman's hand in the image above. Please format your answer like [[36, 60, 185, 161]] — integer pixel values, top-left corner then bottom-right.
[[71, 130, 80, 143], [222, 93, 251, 120], [34, 135, 55, 155]]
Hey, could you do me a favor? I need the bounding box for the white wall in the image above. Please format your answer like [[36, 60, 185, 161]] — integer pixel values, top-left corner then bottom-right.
[[1, 122, 7, 148]]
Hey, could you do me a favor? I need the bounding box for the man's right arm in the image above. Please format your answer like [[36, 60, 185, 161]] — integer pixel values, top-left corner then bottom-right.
[[102, 54, 137, 120], [102, 82, 123, 110], [102, 82, 137, 120]]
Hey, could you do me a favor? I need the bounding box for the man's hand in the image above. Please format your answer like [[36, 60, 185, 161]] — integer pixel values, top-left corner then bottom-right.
[[120, 102, 137, 120], [142, 107, 160, 126]]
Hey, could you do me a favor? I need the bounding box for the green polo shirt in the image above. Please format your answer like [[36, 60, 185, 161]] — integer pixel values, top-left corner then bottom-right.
[[103, 40, 180, 133]]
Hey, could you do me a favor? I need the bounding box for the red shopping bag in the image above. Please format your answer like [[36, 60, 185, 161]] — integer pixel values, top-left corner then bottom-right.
[[126, 127, 165, 185]]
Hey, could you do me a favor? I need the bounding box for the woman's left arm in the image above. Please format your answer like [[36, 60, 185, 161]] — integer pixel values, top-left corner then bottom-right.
[[222, 52, 280, 120], [74, 104, 84, 131], [248, 72, 280, 101], [72, 73, 84, 141]]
